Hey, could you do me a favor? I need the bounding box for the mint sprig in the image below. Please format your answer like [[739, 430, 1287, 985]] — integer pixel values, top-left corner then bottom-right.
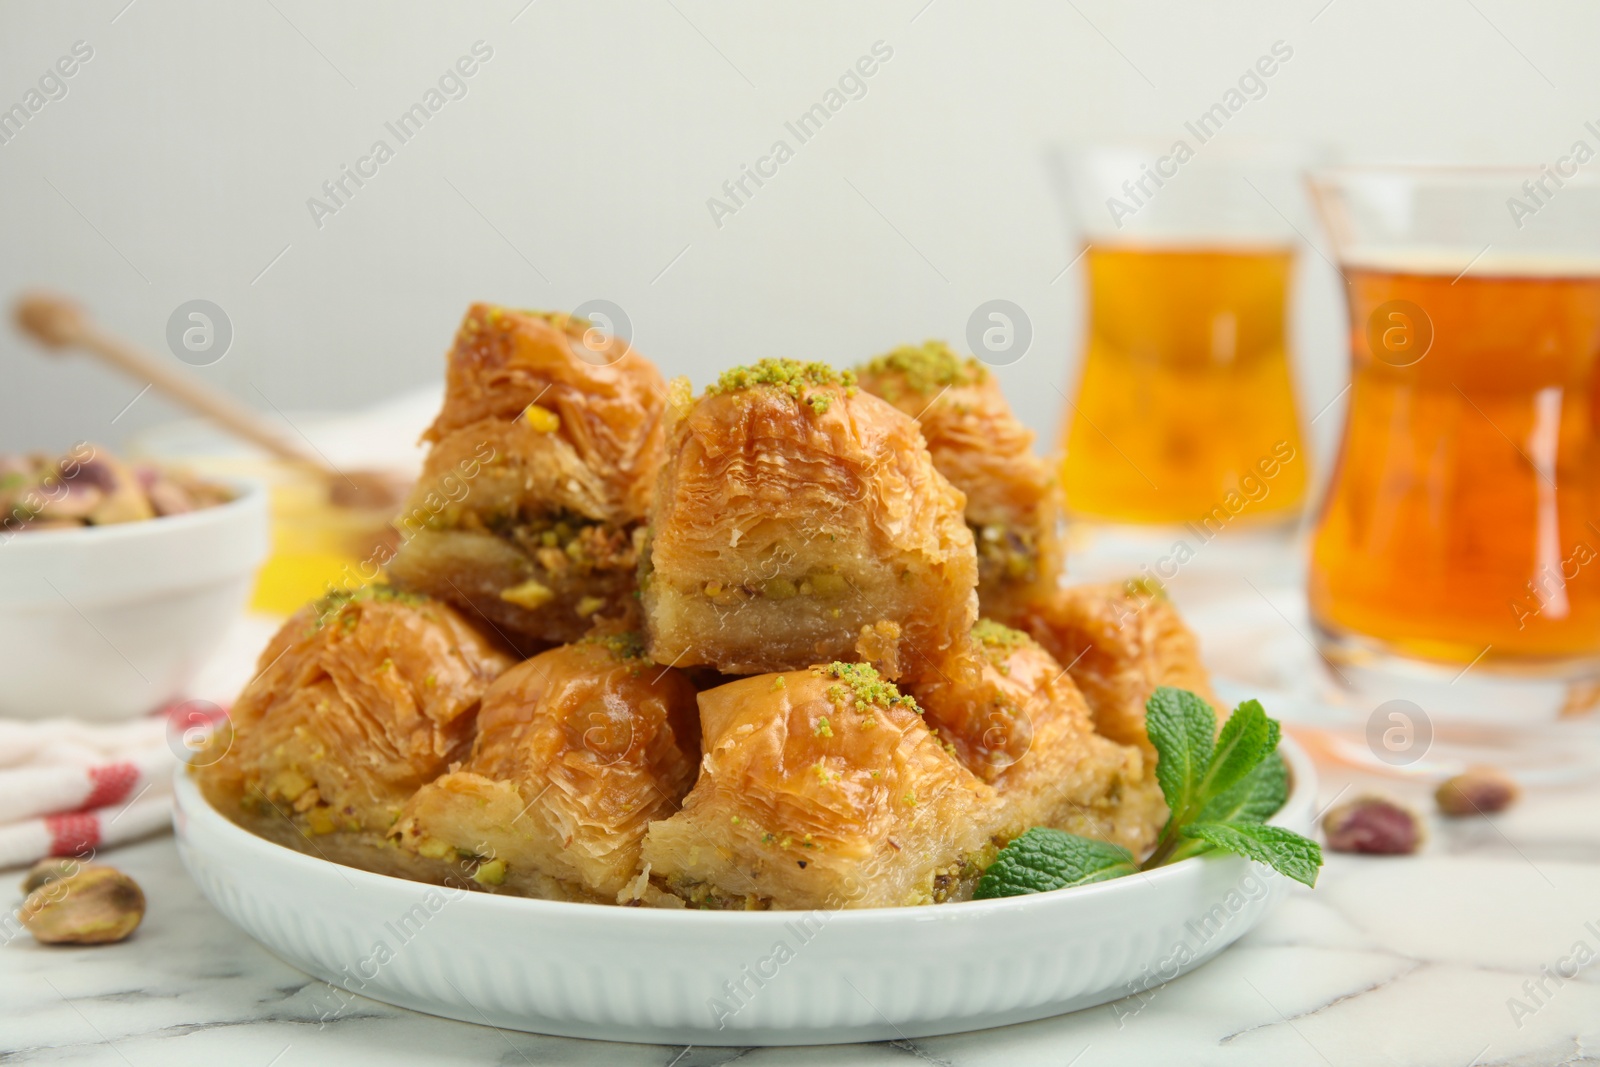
[[973, 828, 1136, 899], [1144, 686, 1217, 819], [1144, 693, 1279, 868], [1180, 822, 1322, 888], [975, 687, 1322, 899], [1197, 750, 1288, 826]]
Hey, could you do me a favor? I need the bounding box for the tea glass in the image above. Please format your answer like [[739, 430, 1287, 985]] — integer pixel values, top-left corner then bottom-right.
[[1308, 166, 1600, 773]]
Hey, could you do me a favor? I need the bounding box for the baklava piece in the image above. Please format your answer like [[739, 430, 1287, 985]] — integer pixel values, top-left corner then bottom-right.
[[911, 620, 1165, 855], [641, 359, 978, 678], [856, 342, 1061, 622], [641, 664, 1003, 909], [392, 636, 700, 903], [1016, 581, 1221, 756], [387, 304, 668, 654], [192, 586, 513, 875]]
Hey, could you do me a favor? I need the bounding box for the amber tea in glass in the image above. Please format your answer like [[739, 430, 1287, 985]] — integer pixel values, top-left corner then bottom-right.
[[1063, 243, 1308, 523], [1310, 167, 1600, 726], [1051, 145, 1312, 534], [1312, 263, 1600, 664]]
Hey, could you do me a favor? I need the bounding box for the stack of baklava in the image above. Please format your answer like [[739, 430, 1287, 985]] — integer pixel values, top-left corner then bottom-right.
[[197, 306, 1221, 910]]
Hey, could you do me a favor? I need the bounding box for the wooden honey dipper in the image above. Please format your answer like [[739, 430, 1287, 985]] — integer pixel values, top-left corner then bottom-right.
[[14, 291, 410, 511]]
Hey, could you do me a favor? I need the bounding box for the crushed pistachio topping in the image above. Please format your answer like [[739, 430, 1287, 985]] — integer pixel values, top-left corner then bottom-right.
[[579, 630, 648, 661], [708, 359, 858, 407], [858, 340, 986, 396], [1123, 574, 1169, 601], [973, 618, 1029, 651], [972, 619, 1031, 672], [814, 716, 834, 738], [309, 584, 425, 632], [811, 662, 920, 714], [771, 675, 787, 691]]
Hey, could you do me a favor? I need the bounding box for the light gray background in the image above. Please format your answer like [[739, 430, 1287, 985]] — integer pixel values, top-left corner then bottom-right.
[[1, 0, 1593, 463]]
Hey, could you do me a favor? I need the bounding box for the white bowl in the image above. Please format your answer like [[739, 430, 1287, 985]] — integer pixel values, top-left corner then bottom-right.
[[174, 735, 1317, 1046], [0, 481, 268, 720]]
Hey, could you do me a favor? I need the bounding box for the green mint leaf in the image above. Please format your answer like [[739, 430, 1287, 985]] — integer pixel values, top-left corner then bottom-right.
[[1181, 821, 1322, 888], [1144, 687, 1217, 820], [1197, 699, 1272, 803], [1198, 751, 1289, 825], [974, 828, 1138, 899]]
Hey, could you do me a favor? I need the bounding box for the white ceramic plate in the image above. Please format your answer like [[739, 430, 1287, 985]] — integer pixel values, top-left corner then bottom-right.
[[173, 737, 1316, 1046]]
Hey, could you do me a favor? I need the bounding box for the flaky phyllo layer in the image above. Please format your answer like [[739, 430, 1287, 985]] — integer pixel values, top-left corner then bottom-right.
[[193, 587, 514, 838], [855, 342, 1062, 623], [641, 360, 978, 679], [395, 638, 700, 903], [641, 664, 1003, 910], [388, 304, 668, 652]]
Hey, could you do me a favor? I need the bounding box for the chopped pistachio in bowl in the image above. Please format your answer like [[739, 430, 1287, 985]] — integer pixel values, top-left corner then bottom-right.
[[0, 443, 266, 720], [1, 442, 232, 535]]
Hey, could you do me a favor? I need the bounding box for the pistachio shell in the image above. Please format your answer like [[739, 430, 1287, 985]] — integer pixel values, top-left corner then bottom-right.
[[19, 866, 145, 945], [20, 857, 89, 894], [1436, 766, 1519, 817]]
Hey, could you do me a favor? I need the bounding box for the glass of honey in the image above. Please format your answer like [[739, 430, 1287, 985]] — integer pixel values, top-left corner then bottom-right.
[[1309, 166, 1600, 742], [1050, 144, 1314, 581]]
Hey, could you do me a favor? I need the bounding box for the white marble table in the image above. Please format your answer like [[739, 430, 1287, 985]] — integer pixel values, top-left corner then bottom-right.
[[8, 751, 1600, 1064], [6, 594, 1600, 1065]]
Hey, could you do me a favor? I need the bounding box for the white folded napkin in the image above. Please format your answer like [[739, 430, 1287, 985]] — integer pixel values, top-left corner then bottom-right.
[[0, 745, 175, 825], [0, 795, 174, 871]]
